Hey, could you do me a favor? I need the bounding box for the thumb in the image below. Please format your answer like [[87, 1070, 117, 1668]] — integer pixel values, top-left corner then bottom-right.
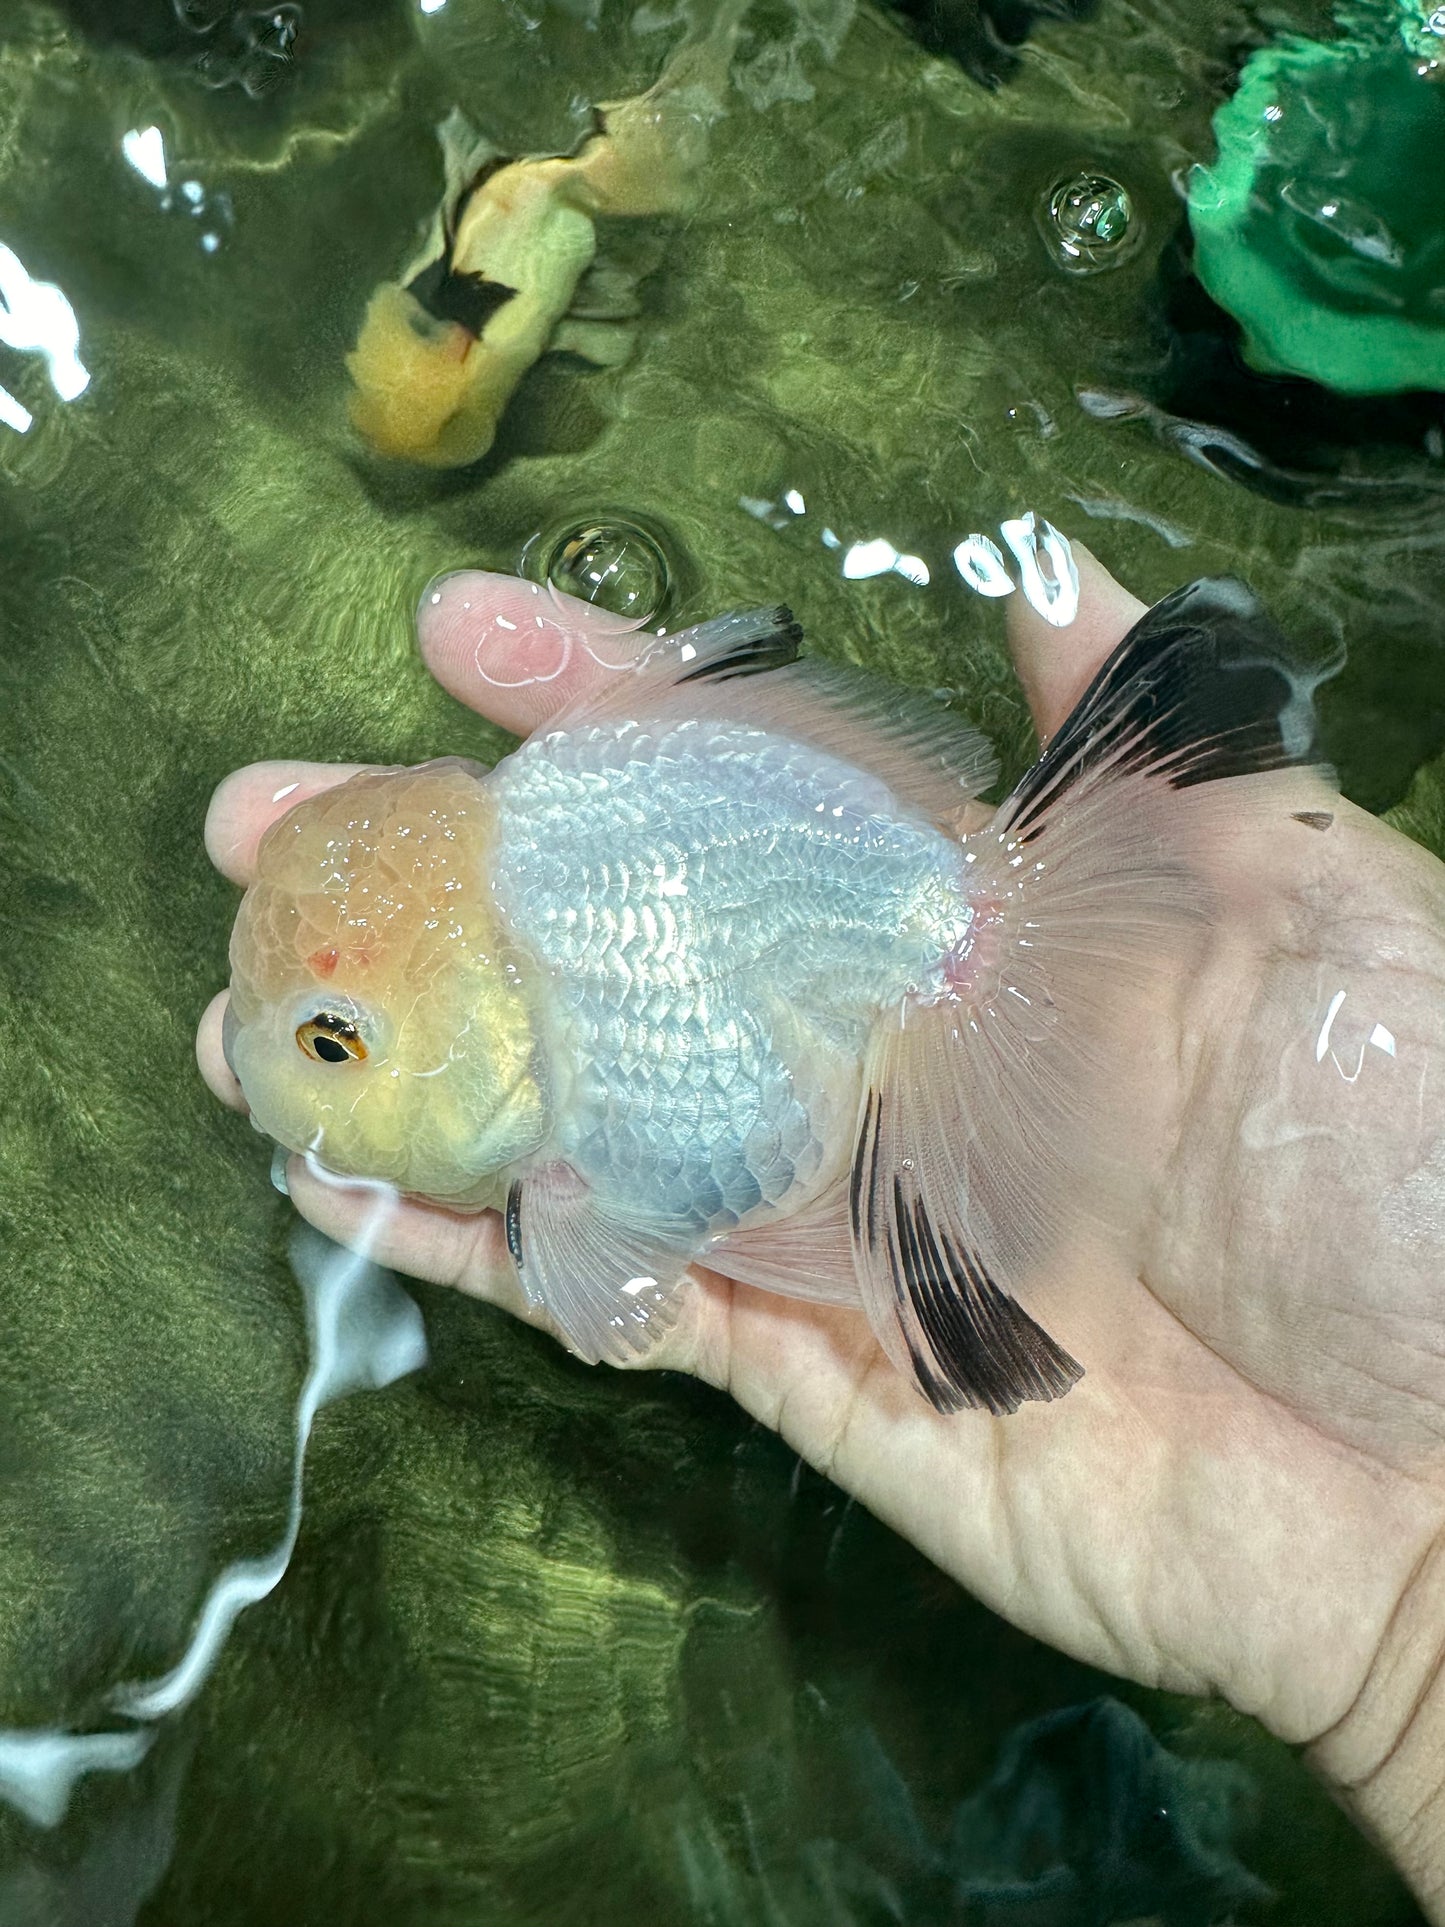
[[1005, 539, 1147, 744]]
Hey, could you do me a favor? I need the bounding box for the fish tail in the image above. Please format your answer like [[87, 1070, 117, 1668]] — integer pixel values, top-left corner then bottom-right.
[[848, 577, 1337, 1415]]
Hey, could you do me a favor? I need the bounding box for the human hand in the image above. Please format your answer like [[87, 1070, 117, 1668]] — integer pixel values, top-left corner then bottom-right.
[[198, 547, 1445, 1914]]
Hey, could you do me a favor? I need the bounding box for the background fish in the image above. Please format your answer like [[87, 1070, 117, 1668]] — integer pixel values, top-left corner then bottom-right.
[[225, 575, 1328, 1413], [345, 0, 751, 468]]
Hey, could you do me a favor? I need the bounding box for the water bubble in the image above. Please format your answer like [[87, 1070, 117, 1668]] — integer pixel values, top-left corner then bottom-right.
[[541, 516, 673, 621], [1039, 173, 1139, 275]]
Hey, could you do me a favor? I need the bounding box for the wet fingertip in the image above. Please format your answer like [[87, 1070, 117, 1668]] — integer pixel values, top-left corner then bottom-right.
[[203, 769, 256, 881], [415, 568, 472, 634], [196, 989, 248, 1113]]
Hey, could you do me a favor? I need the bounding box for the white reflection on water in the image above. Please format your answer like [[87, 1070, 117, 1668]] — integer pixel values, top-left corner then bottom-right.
[[1000, 511, 1080, 628], [0, 245, 88, 403], [0, 1733, 153, 1831], [116, 1214, 427, 1721], [841, 536, 930, 585], [952, 532, 1014, 596], [1315, 988, 1402, 1084], [743, 489, 1079, 623], [0, 1200, 426, 1827], [0, 387, 31, 434], [120, 126, 167, 191]]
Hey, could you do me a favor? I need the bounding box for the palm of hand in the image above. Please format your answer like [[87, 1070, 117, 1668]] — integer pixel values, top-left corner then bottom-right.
[[198, 548, 1445, 1778]]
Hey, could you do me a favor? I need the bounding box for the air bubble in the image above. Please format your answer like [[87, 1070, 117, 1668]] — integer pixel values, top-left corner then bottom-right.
[[1039, 173, 1139, 275], [540, 516, 673, 621]]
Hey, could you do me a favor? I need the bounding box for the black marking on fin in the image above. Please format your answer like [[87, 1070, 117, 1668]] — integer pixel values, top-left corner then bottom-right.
[[675, 606, 804, 685], [893, 1182, 1082, 1417], [1293, 810, 1333, 831], [505, 1179, 524, 1265], [850, 1090, 1082, 1417], [406, 257, 517, 338], [847, 1088, 877, 1242], [1004, 577, 1322, 840]]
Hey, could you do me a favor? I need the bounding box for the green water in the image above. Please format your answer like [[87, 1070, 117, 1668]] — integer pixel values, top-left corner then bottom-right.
[[0, 0, 1440, 1919]]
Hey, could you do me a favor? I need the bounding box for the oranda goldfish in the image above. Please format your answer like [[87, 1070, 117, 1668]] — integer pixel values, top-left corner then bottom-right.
[[224, 571, 1326, 1413], [345, 1, 749, 468]]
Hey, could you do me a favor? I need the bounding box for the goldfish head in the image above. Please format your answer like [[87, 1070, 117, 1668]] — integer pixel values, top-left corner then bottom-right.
[[226, 761, 549, 1207], [344, 283, 504, 469]]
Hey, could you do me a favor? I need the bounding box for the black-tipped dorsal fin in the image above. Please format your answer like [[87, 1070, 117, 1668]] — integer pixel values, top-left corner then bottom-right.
[[1000, 575, 1332, 841], [553, 606, 803, 731], [675, 606, 804, 683]]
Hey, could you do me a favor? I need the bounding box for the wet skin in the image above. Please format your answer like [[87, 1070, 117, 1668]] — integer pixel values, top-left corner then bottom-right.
[[198, 547, 1445, 1913]]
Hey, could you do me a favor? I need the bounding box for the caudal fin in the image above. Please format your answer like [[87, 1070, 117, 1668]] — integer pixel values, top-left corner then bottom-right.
[[848, 576, 1336, 1415]]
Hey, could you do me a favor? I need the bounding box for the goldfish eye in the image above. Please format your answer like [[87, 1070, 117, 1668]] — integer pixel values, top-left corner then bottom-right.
[[296, 1013, 368, 1066]]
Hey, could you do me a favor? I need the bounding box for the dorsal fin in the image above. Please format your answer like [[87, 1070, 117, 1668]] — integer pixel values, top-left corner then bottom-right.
[[552, 608, 802, 729], [559, 605, 999, 830], [999, 575, 1330, 841]]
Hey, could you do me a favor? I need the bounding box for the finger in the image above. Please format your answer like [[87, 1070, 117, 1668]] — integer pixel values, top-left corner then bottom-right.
[[1006, 540, 1147, 745], [284, 1156, 543, 1318], [205, 760, 367, 886], [416, 571, 653, 736], [197, 989, 248, 1112]]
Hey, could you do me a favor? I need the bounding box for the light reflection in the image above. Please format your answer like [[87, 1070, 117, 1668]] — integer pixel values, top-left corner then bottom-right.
[[122, 129, 233, 254], [121, 126, 168, 191], [0, 1201, 427, 1827], [740, 486, 1078, 623], [841, 537, 930, 585], [952, 532, 1014, 596], [1315, 988, 1401, 1083], [0, 385, 32, 434], [0, 1731, 153, 1831], [1001, 511, 1080, 627], [0, 244, 89, 402]]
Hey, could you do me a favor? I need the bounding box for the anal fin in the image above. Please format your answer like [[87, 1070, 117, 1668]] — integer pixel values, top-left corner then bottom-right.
[[710, 1180, 861, 1307]]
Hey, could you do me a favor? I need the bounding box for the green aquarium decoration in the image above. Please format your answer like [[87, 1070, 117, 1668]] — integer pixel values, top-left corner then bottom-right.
[[1188, 1, 1445, 394]]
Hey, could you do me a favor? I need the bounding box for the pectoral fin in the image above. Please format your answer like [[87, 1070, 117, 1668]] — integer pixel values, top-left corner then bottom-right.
[[548, 316, 637, 367], [558, 604, 997, 830], [506, 1163, 695, 1364]]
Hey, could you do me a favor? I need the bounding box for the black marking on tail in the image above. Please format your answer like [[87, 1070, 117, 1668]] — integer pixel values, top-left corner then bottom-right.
[[675, 606, 803, 684], [505, 1179, 524, 1265], [848, 1088, 885, 1249], [1004, 577, 1325, 841], [407, 258, 517, 338], [851, 1088, 1083, 1417], [893, 1185, 1083, 1416]]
